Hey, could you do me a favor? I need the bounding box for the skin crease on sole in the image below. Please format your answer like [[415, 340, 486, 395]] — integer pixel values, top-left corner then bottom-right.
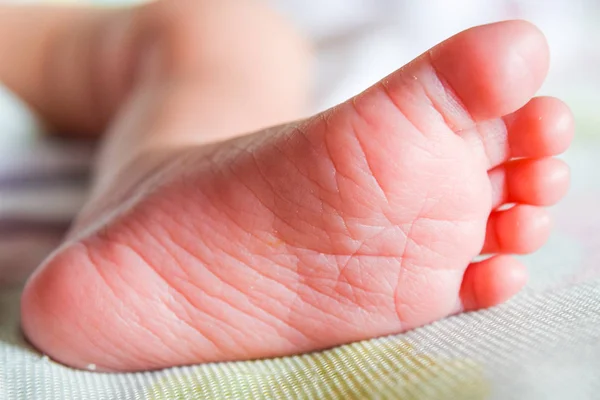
[[15, 5, 574, 373]]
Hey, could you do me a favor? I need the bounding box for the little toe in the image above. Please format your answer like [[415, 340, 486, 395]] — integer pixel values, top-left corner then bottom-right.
[[490, 157, 570, 208], [481, 205, 552, 255], [459, 255, 528, 311]]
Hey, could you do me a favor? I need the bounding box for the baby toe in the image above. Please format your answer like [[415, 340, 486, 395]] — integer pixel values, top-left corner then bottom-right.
[[489, 157, 570, 208], [459, 255, 528, 311], [506, 96, 574, 158], [481, 205, 552, 255]]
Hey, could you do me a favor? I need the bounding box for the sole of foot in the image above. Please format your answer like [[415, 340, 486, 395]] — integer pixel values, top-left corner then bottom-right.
[[22, 20, 572, 372]]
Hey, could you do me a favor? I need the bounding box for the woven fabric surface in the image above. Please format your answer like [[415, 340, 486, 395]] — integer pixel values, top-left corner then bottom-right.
[[1, 282, 600, 399]]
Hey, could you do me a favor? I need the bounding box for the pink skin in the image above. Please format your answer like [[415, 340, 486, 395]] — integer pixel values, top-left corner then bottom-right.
[[17, 16, 573, 372]]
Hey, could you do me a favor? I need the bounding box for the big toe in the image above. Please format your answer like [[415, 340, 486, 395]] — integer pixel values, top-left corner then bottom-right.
[[430, 20, 549, 121]]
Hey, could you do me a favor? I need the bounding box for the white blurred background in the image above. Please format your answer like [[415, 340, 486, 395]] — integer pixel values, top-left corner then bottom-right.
[[272, 1, 599, 129], [1, 0, 598, 142]]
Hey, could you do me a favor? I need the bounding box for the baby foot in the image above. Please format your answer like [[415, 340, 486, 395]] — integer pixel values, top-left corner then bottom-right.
[[21, 20, 573, 372]]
